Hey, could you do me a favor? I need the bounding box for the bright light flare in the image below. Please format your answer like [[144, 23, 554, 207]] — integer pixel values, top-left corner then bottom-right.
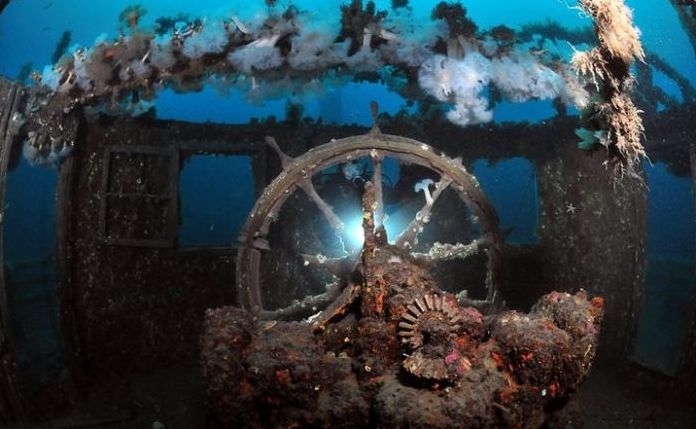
[[343, 211, 406, 251]]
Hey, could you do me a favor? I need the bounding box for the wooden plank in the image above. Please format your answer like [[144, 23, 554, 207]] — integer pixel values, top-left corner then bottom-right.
[[249, 248, 262, 312], [0, 81, 25, 421], [103, 145, 175, 155]]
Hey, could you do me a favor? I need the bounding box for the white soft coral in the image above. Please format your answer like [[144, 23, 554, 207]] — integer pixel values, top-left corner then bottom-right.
[[446, 96, 493, 126], [288, 24, 341, 71], [491, 53, 566, 102], [418, 53, 493, 126], [182, 20, 230, 59], [40, 65, 62, 91], [228, 45, 283, 74], [419, 54, 490, 102], [287, 7, 344, 71], [379, 8, 447, 67]]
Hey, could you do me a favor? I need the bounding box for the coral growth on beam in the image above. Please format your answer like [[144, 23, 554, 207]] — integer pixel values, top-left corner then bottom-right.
[[31, 1, 587, 119], [18, 0, 655, 176], [571, 0, 647, 175], [25, 2, 587, 146]]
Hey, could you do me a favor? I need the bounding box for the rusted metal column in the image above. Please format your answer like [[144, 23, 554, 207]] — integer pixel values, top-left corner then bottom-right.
[[359, 181, 382, 318], [0, 80, 25, 422]]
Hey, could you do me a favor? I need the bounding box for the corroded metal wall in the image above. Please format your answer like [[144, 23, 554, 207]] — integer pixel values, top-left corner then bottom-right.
[[66, 118, 266, 377], [535, 145, 647, 362], [0, 79, 24, 422]]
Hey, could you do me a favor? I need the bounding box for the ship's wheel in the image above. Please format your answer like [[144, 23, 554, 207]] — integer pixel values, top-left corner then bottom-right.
[[236, 102, 503, 320]]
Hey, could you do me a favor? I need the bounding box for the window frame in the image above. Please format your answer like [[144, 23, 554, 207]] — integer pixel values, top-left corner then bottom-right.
[[99, 145, 180, 248], [99, 140, 267, 251]]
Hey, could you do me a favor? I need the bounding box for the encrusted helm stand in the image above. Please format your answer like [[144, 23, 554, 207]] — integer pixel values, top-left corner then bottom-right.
[[201, 104, 605, 429]]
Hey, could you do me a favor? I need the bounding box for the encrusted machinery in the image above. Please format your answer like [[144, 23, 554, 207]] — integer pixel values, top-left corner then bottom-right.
[[202, 104, 605, 428]]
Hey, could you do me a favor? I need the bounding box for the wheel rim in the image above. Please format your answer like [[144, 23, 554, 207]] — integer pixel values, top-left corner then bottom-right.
[[236, 130, 503, 318]]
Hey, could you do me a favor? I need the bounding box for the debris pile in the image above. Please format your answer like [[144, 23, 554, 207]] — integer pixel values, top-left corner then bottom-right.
[[202, 183, 603, 428]]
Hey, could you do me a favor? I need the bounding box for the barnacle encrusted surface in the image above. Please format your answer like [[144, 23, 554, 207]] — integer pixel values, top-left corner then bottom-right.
[[402, 350, 449, 380], [531, 290, 604, 371], [202, 290, 603, 428]]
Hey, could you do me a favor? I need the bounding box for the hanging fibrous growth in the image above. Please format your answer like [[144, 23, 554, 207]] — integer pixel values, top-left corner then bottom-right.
[[571, 0, 646, 176]]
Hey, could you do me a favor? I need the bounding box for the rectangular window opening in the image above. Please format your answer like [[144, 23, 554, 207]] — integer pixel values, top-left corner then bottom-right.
[[178, 153, 256, 248], [473, 157, 540, 245]]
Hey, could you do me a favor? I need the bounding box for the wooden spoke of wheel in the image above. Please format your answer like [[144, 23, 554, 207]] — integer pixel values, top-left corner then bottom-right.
[[266, 136, 348, 245], [259, 253, 358, 321], [300, 254, 354, 277], [395, 176, 453, 250], [412, 238, 491, 263], [259, 282, 346, 321], [259, 183, 368, 322], [311, 281, 361, 332], [370, 150, 385, 228], [297, 178, 348, 245]]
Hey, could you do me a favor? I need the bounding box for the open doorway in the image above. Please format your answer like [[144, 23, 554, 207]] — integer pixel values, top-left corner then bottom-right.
[[632, 161, 696, 375]]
